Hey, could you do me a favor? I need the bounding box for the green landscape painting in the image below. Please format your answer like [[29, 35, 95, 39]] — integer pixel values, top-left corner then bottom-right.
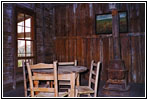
[[96, 12, 127, 34]]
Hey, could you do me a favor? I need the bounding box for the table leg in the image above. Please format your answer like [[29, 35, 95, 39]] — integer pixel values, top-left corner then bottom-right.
[[76, 73, 80, 86], [70, 73, 75, 97]]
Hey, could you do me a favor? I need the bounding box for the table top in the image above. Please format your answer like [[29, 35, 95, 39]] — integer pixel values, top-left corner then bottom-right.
[[32, 66, 87, 74]]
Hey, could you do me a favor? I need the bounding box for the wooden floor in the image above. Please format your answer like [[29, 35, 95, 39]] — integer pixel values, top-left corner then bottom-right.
[[3, 77, 145, 97]]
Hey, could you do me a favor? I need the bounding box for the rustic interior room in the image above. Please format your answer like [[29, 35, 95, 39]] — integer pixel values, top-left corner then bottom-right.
[[3, 2, 145, 98]]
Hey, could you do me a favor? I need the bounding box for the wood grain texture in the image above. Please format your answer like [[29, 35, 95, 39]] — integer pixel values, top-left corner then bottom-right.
[[120, 36, 132, 82], [53, 3, 145, 83]]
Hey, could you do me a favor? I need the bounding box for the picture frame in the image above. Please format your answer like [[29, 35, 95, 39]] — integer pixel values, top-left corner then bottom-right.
[[95, 11, 128, 34]]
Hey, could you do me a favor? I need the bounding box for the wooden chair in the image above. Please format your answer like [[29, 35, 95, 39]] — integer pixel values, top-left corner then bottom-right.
[[75, 60, 101, 97], [26, 61, 69, 97], [58, 60, 77, 90], [23, 60, 53, 97]]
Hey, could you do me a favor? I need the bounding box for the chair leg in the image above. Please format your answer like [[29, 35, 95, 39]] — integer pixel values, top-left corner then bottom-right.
[[75, 89, 78, 97], [68, 89, 71, 97], [24, 90, 27, 97], [78, 94, 80, 97], [87, 94, 91, 97]]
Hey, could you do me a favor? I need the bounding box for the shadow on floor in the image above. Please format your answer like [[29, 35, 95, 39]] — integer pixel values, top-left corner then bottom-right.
[[3, 78, 145, 97]]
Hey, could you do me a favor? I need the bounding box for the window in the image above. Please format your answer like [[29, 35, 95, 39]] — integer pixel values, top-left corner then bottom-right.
[[17, 12, 34, 67]]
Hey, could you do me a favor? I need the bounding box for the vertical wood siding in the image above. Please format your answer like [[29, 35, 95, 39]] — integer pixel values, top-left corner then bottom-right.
[[53, 3, 145, 83]]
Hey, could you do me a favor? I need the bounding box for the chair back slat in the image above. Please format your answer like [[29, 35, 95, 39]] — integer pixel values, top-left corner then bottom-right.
[[33, 87, 55, 92], [58, 62, 75, 65], [58, 60, 77, 66], [30, 63, 54, 69], [90, 78, 95, 84], [92, 63, 97, 67], [32, 75, 54, 80], [91, 70, 96, 75]]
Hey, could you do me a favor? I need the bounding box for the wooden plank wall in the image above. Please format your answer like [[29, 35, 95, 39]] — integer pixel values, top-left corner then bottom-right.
[[53, 3, 145, 83]]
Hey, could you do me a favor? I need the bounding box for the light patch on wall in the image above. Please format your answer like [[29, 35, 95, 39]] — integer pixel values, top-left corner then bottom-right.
[[6, 9, 12, 18], [89, 3, 93, 17], [8, 36, 12, 43], [40, 46, 44, 51], [53, 37, 56, 40], [17, 3, 34, 10], [136, 4, 140, 16], [133, 73, 136, 82], [73, 3, 77, 14]]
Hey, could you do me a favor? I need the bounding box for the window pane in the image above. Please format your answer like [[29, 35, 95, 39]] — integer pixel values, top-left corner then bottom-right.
[[26, 41, 33, 56], [25, 27, 31, 32], [25, 32, 31, 39], [18, 21, 24, 26], [25, 27, 31, 39], [25, 18, 31, 27], [17, 26, 24, 33], [17, 13, 24, 24], [18, 40, 25, 57], [18, 59, 33, 67], [26, 59, 33, 65], [18, 59, 25, 67], [17, 26, 24, 39]]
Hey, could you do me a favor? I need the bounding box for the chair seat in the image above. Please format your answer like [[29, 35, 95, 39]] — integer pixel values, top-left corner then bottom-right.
[[76, 86, 94, 94], [36, 92, 68, 97]]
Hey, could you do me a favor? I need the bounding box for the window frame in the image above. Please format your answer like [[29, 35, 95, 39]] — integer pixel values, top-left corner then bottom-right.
[[15, 6, 36, 70]]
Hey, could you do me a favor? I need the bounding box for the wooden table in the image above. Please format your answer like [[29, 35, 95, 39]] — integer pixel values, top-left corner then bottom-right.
[[32, 66, 87, 97]]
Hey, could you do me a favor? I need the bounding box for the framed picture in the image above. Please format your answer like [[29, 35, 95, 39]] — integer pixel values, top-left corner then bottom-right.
[[95, 11, 128, 34]]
